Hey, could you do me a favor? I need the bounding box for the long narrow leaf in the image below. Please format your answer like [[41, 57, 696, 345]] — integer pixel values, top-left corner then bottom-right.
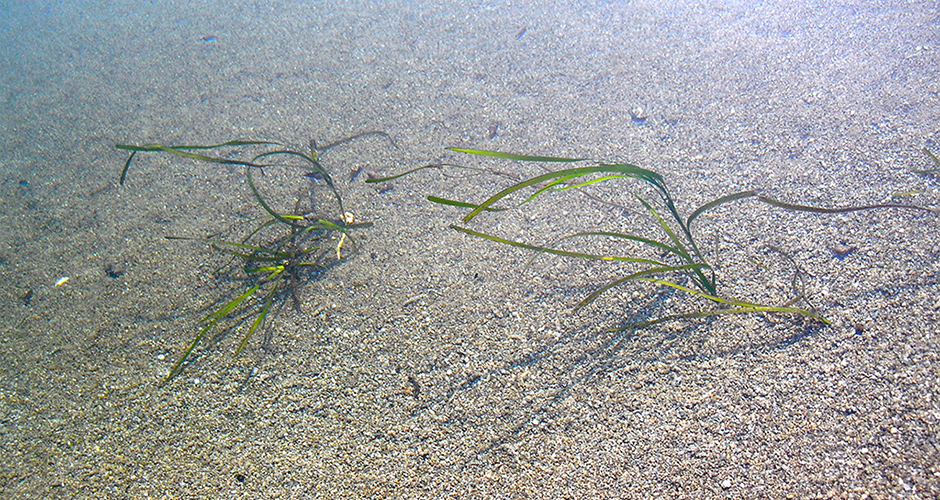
[[463, 164, 656, 222], [427, 196, 506, 211], [553, 231, 682, 258], [451, 225, 668, 266], [236, 285, 279, 354], [252, 149, 345, 215], [114, 140, 280, 185], [118, 150, 137, 185], [116, 140, 280, 153], [120, 143, 267, 167], [640, 278, 829, 324], [687, 190, 760, 228], [635, 196, 715, 294], [246, 168, 307, 228], [636, 196, 691, 261], [116, 140, 280, 184], [575, 264, 709, 310], [913, 148, 940, 173], [550, 174, 631, 191], [165, 283, 262, 382], [608, 306, 822, 332], [365, 164, 442, 183], [757, 195, 935, 215], [522, 173, 582, 204], [447, 147, 585, 163]]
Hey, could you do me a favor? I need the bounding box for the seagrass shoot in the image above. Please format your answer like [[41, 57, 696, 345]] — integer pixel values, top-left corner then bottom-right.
[[116, 135, 382, 383], [370, 147, 936, 332]]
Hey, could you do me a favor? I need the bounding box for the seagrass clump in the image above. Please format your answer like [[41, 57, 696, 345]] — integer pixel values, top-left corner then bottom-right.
[[371, 147, 934, 332], [117, 137, 377, 382]]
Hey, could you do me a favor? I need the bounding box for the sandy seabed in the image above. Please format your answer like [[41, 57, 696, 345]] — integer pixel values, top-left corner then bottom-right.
[[1, 0, 939, 498]]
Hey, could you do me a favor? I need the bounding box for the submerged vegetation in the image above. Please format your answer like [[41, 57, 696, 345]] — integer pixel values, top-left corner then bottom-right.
[[117, 137, 377, 383], [117, 138, 935, 382], [915, 147, 940, 174], [372, 148, 935, 332]]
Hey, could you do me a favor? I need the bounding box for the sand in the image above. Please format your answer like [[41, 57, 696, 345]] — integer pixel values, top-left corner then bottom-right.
[[1, 0, 938, 498]]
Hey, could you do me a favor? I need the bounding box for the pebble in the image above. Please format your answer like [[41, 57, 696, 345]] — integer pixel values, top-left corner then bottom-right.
[[629, 106, 648, 124]]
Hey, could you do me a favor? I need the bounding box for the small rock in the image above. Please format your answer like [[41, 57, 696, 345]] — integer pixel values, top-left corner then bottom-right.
[[721, 479, 733, 489], [629, 106, 648, 124], [830, 244, 856, 260]]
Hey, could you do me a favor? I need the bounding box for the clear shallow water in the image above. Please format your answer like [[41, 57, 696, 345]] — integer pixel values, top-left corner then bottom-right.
[[1, 1, 938, 497]]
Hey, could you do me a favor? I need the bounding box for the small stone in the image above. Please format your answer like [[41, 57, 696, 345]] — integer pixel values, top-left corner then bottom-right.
[[629, 106, 648, 124], [830, 244, 856, 260], [721, 479, 732, 489]]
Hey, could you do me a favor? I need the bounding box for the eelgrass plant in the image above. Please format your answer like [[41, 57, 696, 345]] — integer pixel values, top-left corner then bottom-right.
[[915, 147, 940, 174], [117, 138, 372, 383], [374, 148, 935, 332]]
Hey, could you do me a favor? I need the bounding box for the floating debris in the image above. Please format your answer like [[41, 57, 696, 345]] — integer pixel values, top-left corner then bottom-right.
[[54, 276, 70, 287]]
